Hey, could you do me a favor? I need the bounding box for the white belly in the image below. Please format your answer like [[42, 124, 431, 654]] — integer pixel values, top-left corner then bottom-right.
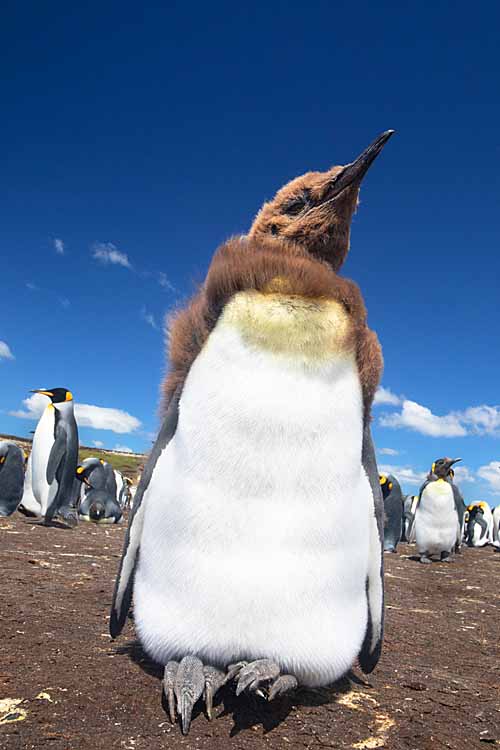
[[135, 320, 372, 686], [31, 407, 57, 515], [415, 482, 458, 555]]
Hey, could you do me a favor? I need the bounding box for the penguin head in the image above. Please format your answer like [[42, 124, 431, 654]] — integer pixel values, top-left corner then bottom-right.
[[249, 130, 394, 272], [431, 457, 461, 479], [379, 474, 394, 499], [31, 387, 73, 404], [76, 458, 107, 489]]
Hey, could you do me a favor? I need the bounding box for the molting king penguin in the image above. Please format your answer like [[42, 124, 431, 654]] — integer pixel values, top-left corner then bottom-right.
[[30, 388, 79, 527], [0, 442, 25, 516], [111, 130, 394, 734], [414, 457, 464, 563], [379, 473, 404, 552]]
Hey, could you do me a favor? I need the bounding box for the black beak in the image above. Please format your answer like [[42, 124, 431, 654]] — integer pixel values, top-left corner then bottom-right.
[[446, 457, 462, 471], [327, 130, 395, 196]]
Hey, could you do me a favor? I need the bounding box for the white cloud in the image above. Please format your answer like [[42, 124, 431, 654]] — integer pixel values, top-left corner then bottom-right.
[[453, 465, 475, 484], [477, 461, 500, 495], [26, 282, 37, 290], [92, 440, 104, 448], [459, 405, 500, 436], [114, 444, 133, 453], [380, 399, 467, 438], [92, 242, 132, 269], [378, 463, 427, 486], [378, 447, 399, 456], [9, 394, 141, 434], [0, 341, 14, 360], [54, 238, 65, 255], [141, 307, 158, 330], [380, 395, 500, 439], [374, 387, 402, 407], [158, 272, 175, 291]]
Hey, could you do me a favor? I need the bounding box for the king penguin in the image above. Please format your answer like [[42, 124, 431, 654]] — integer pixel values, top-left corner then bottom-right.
[[30, 388, 79, 526], [492, 504, 500, 549], [465, 502, 493, 547], [0, 442, 25, 516], [75, 460, 123, 524], [414, 457, 464, 563], [402, 495, 418, 543], [379, 473, 404, 552], [111, 130, 394, 734]]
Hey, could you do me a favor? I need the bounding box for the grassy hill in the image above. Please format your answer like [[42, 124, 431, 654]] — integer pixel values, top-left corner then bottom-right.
[[0, 433, 146, 482]]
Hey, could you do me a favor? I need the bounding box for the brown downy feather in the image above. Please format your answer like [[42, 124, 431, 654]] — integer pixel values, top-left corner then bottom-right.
[[162, 235, 382, 417]]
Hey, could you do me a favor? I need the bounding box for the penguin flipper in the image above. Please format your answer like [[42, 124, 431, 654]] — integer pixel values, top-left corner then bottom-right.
[[110, 388, 181, 638], [452, 484, 465, 522], [358, 421, 384, 674], [46, 427, 67, 486]]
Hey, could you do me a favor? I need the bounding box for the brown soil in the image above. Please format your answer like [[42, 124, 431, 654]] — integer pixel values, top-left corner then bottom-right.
[[1, 514, 499, 750]]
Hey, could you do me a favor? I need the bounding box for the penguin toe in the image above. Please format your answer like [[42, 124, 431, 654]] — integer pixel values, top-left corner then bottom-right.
[[203, 666, 225, 720], [234, 659, 281, 697], [163, 658, 227, 733], [163, 661, 179, 724], [268, 674, 298, 701]]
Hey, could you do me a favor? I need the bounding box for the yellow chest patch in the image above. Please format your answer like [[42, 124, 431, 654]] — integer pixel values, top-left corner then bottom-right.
[[219, 291, 355, 360]]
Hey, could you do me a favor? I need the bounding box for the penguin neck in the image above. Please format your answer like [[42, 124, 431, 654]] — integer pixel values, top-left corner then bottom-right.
[[53, 400, 74, 417], [219, 290, 356, 363]]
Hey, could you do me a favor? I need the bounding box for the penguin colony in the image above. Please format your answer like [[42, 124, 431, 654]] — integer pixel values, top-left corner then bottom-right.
[[1, 132, 499, 738], [1, 388, 133, 525]]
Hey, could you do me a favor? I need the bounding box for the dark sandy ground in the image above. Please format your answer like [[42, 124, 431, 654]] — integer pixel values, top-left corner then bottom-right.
[[1, 514, 499, 750]]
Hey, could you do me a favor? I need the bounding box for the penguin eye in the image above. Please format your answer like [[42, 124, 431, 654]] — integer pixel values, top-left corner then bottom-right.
[[282, 190, 311, 216], [270, 224, 279, 235]]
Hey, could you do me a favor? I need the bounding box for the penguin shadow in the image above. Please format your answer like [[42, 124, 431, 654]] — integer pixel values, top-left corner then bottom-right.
[[117, 639, 358, 736]]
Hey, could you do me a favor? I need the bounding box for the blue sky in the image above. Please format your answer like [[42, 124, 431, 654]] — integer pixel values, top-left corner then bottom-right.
[[1, 1, 499, 503]]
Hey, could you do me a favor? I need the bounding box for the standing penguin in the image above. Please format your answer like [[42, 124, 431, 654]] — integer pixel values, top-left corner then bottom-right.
[[19, 451, 42, 517], [0, 442, 25, 516], [379, 474, 404, 552], [465, 502, 493, 547], [492, 504, 500, 549], [30, 388, 79, 526], [402, 495, 418, 543], [414, 457, 464, 563], [111, 130, 393, 734]]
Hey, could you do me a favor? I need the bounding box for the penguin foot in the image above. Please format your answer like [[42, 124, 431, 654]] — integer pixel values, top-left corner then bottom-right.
[[232, 659, 298, 701], [419, 554, 432, 564], [440, 552, 452, 563], [163, 656, 225, 735]]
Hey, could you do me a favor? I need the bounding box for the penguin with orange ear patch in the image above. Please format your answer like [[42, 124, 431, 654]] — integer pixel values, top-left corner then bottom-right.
[[111, 131, 394, 734], [379, 473, 404, 552]]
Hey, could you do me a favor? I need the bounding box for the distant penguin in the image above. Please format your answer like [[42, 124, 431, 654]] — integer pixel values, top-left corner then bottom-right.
[[492, 505, 500, 549], [0, 442, 25, 516], [403, 495, 418, 543], [19, 451, 42, 517], [114, 470, 132, 509], [30, 388, 79, 526], [110, 130, 394, 733], [379, 474, 403, 552], [76, 461, 122, 524], [414, 457, 463, 563], [465, 502, 493, 547]]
